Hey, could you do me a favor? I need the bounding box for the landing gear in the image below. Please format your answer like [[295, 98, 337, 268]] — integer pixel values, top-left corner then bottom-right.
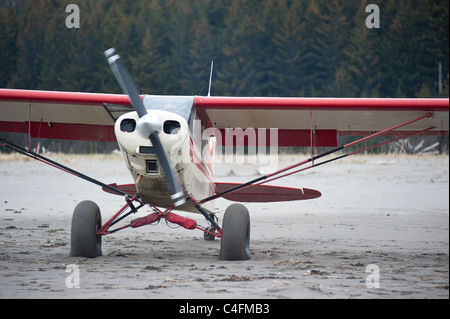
[[203, 213, 219, 241], [68, 196, 251, 261], [190, 197, 251, 260], [70, 200, 102, 258], [204, 226, 217, 241], [219, 204, 250, 261]]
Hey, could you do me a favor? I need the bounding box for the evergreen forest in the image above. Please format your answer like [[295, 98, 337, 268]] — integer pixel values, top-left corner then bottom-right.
[[0, 0, 448, 153], [1, 0, 448, 98]]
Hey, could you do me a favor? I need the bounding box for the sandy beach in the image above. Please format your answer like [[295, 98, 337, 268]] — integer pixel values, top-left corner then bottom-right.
[[0, 153, 448, 299]]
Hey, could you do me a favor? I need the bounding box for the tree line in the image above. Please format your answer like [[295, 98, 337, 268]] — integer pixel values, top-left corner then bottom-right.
[[0, 0, 448, 154], [1, 0, 448, 98]]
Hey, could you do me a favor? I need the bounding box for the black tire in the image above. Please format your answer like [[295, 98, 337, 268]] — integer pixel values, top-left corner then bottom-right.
[[219, 204, 250, 260], [70, 200, 102, 258]]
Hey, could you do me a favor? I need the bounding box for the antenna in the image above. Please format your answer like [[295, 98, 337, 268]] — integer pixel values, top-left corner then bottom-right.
[[207, 61, 214, 97]]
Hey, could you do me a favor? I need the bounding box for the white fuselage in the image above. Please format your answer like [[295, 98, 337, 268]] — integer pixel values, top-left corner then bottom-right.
[[114, 110, 215, 214]]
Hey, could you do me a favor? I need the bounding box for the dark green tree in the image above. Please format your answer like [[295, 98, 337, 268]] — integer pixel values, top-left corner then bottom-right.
[[343, 1, 383, 97], [0, 6, 18, 88], [8, 0, 52, 89], [267, 0, 308, 96], [216, 0, 267, 96]]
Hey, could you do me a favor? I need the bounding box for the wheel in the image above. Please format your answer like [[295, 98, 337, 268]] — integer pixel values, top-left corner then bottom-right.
[[219, 204, 250, 260], [70, 200, 102, 258], [204, 226, 216, 241]]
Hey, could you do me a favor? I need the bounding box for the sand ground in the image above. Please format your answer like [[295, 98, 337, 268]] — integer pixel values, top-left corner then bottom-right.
[[0, 153, 448, 299]]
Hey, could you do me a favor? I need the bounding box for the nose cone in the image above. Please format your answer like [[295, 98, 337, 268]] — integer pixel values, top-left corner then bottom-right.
[[136, 113, 162, 138]]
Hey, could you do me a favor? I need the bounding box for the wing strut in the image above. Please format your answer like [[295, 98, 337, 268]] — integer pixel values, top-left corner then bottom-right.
[[202, 112, 434, 203], [0, 137, 132, 198]]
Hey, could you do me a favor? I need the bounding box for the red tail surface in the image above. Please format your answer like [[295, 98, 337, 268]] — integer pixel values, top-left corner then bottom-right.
[[215, 182, 321, 202]]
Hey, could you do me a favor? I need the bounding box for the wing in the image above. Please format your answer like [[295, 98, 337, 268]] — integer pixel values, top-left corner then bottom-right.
[[2, 90, 448, 145], [194, 97, 449, 147], [0, 89, 133, 141]]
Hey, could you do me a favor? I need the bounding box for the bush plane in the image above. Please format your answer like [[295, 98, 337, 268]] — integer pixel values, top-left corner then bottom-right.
[[0, 48, 448, 260]]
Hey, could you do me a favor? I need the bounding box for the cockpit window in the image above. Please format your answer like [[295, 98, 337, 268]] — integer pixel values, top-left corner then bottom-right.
[[143, 95, 194, 122]]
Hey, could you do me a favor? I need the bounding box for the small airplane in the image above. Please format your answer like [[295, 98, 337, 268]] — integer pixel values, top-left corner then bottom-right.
[[0, 48, 448, 260]]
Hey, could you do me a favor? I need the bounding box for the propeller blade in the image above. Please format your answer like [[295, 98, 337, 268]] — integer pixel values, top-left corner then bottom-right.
[[104, 48, 147, 118], [104, 47, 186, 207]]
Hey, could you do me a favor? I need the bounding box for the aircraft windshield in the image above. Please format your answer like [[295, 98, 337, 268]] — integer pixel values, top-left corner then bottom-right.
[[143, 95, 194, 122]]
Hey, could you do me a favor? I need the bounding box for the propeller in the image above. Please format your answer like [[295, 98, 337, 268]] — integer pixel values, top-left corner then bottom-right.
[[104, 48, 186, 207]]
